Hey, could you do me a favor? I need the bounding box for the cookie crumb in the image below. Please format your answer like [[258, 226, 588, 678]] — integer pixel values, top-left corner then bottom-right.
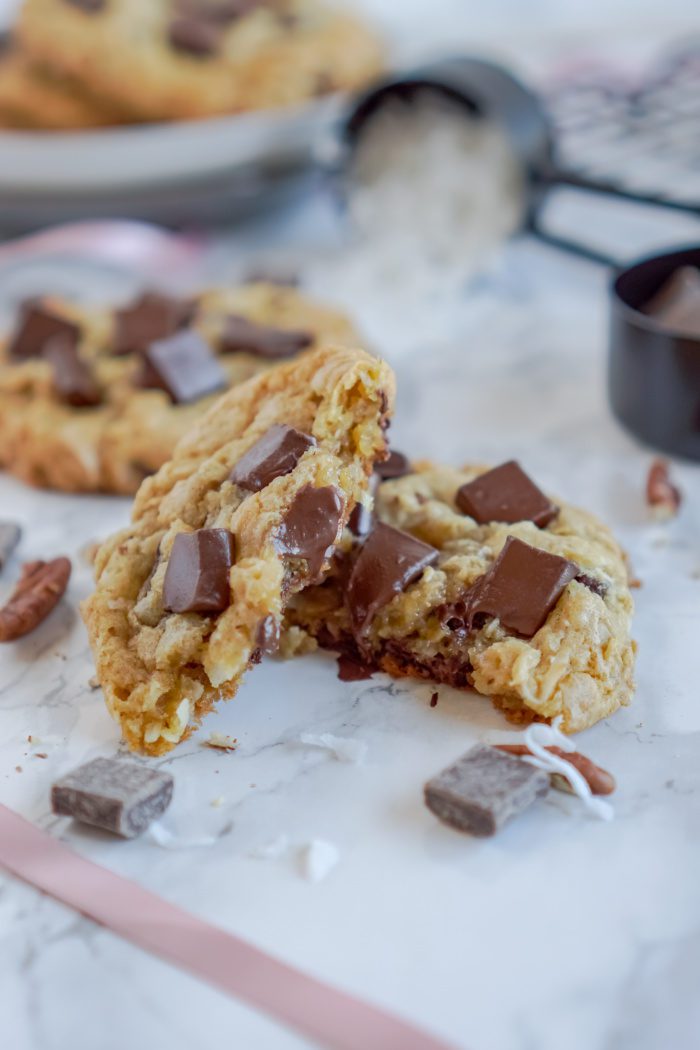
[[203, 733, 238, 752]]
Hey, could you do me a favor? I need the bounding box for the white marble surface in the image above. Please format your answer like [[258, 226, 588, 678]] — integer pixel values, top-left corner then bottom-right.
[[2, 10, 700, 1043]]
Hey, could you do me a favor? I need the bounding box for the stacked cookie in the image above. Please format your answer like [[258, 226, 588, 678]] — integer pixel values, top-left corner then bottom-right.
[[80, 345, 636, 754], [0, 0, 383, 130]]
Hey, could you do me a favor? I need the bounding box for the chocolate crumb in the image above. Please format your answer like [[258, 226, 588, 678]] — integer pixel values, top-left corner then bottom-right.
[[430, 692, 439, 708]]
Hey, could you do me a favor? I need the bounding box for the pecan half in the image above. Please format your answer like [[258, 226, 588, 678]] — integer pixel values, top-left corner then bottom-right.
[[0, 557, 72, 641], [646, 458, 682, 519], [495, 743, 615, 796]]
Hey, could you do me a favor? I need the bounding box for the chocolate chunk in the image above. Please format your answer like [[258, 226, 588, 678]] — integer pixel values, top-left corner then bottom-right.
[[642, 266, 700, 338], [219, 314, 313, 359], [245, 268, 299, 287], [575, 572, 607, 599], [275, 485, 343, 579], [424, 744, 549, 837], [8, 303, 81, 361], [348, 474, 378, 538], [346, 521, 439, 635], [375, 449, 411, 480], [139, 330, 227, 404], [63, 0, 106, 11], [229, 424, 316, 491], [337, 653, 375, 681], [113, 291, 195, 356], [162, 529, 235, 614], [51, 757, 174, 839], [0, 522, 21, 572], [256, 614, 280, 654], [462, 536, 578, 637], [175, 0, 262, 22], [456, 461, 558, 527], [169, 14, 223, 55], [43, 335, 102, 408]]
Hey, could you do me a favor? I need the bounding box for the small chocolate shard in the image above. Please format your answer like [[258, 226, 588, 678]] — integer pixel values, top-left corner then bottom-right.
[[348, 474, 378, 538], [456, 461, 558, 527], [219, 314, 313, 359], [425, 744, 549, 837], [430, 691, 439, 707], [575, 572, 608, 599], [230, 424, 316, 491], [646, 458, 682, 518], [113, 291, 195, 356], [43, 335, 102, 408], [275, 485, 343, 580], [346, 521, 439, 635], [256, 614, 280, 654], [642, 266, 700, 338], [8, 303, 80, 360], [459, 537, 577, 637], [375, 449, 411, 480], [0, 522, 21, 571], [139, 330, 227, 404], [168, 14, 223, 55], [51, 757, 173, 839], [162, 529, 235, 614]]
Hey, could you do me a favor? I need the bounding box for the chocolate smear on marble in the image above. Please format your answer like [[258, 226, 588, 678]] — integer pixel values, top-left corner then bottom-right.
[[113, 291, 195, 356], [458, 536, 578, 638], [220, 314, 312, 359], [455, 460, 558, 527], [346, 521, 438, 635], [139, 330, 227, 404], [275, 485, 343, 580], [375, 449, 411, 480], [51, 758, 173, 839], [8, 303, 80, 360], [424, 744, 549, 837], [230, 424, 316, 491], [43, 335, 102, 408], [163, 529, 235, 614]]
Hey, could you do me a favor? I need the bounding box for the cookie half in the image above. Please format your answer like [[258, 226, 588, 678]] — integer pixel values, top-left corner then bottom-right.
[[286, 459, 636, 733], [82, 344, 395, 755]]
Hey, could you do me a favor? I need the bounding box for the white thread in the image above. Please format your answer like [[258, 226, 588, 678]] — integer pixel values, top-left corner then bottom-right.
[[520, 718, 614, 822]]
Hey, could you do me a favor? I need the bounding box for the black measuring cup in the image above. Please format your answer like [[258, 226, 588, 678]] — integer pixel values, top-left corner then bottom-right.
[[340, 56, 700, 460]]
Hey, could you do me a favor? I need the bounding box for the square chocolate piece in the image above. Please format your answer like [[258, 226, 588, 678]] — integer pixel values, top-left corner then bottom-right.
[[8, 303, 81, 360], [51, 757, 174, 838], [140, 330, 227, 404], [456, 461, 558, 527], [162, 528, 235, 614], [425, 744, 549, 836]]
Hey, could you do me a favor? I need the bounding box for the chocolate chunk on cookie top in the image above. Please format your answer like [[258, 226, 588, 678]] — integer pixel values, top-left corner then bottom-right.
[[347, 522, 438, 634], [275, 485, 344, 580], [51, 758, 173, 839], [113, 291, 195, 356], [163, 529, 235, 614], [220, 314, 313, 359], [375, 449, 411, 480], [43, 336, 102, 408], [464, 536, 578, 637], [230, 424, 317, 491], [140, 330, 227, 404], [8, 302, 80, 360], [456, 460, 558, 527], [169, 15, 223, 56], [425, 744, 549, 837]]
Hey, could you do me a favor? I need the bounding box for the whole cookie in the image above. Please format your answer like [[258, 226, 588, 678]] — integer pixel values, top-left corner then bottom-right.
[[18, 0, 384, 122]]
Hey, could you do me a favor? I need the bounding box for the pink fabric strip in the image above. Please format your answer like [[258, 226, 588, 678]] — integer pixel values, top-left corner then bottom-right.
[[0, 805, 458, 1050]]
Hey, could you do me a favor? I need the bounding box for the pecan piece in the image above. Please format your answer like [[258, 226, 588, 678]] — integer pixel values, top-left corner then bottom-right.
[[495, 744, 615, 796], [646, 458, 682, 519], [0, 557, 72, 641]]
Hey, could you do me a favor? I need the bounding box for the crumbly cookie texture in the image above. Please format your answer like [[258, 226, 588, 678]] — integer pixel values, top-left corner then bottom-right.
[[0, 41, 127, 129], [286, 461, 636, 733], [18, 0, 384, 122], [82, 345, 395, 755], [0, 282, 360, 494]]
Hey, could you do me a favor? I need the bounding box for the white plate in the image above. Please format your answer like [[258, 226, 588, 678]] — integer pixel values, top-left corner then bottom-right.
[[0, 93, 345, 192]]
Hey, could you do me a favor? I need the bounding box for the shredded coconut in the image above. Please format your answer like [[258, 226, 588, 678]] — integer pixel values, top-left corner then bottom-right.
[[521, 718, 614, 821], [249, 834, 290, 861], [299, 839, 340, 883], [298, 732, 367, 764], [148, 822, 218, 849]]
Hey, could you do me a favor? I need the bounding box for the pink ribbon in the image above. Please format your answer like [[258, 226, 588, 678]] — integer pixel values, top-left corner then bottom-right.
[[0, 805, 458, 1050]]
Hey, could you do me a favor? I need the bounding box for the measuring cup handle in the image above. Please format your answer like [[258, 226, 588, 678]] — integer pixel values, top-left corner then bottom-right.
[[526, 211, 621, 269], [542, 169, 700, 219]]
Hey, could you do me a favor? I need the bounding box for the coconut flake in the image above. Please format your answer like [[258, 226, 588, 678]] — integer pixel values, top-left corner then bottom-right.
[[520, 719, 614, 821], [299, 839, 339, 883], [298, 732, 367, 764]]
